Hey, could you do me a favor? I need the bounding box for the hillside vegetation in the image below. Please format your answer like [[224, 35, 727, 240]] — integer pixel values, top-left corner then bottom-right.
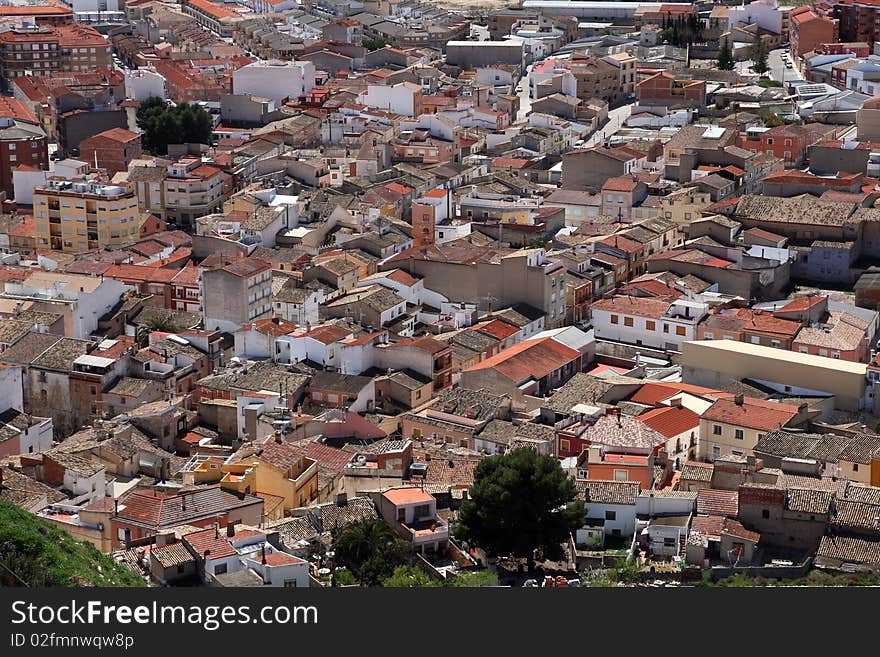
[[0, 501, 146, 587]]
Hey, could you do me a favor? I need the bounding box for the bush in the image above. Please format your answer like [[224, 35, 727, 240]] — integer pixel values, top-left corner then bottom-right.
[[0, 501, 146, 587]]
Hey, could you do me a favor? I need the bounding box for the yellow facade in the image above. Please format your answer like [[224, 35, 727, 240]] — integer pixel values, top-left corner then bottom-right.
[[220, 456, 319, 518], [34, 183, 143, 253], [660, 188, 713, 225]]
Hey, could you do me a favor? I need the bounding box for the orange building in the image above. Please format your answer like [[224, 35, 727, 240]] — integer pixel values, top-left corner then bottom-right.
[[790, 6, 838, 55]]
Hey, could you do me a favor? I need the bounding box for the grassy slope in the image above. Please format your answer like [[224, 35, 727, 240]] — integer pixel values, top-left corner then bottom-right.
[[0, 500, 146, 587]]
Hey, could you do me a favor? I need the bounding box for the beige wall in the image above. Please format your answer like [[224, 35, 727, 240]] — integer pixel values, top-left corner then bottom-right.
[[682, 340, 867, 410]]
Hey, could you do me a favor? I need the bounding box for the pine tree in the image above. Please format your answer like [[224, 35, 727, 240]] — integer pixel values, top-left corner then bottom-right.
[[717, 38, 735, 71], [751, 33, 769, 75]]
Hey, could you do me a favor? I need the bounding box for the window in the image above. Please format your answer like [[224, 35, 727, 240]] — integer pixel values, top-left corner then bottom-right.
[[623, 317, 633, 327], [645, 320, 656, 331], [613, 469, 628, 481], [853, 463, 859, 472], [213, 563, 227, 575], [713, 424, 722, 436], [750, 336, 760, 344], [703, 332, 714, 340], [675, 326, 686, 336], [762, 509, 770, 519], [663, 324, 669, 333], [734, 429, 744, 440], [560, 438, 570, 452], [605, 510, 616, 521], [610, 314, 619, 324]]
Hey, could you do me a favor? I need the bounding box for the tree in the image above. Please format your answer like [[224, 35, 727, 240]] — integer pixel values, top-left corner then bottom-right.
[[136, 97, 213, 155], [717, 38, 735, 71], [382, 565, 440, 588], [456, 448, 584, 570], [137, 313, 180, 345], [332, 518, 410, 586], [763, 112, 784, 127], [447, 570, 498, 587], [362, 37, 389, 51], [750, 33, 768, 75]]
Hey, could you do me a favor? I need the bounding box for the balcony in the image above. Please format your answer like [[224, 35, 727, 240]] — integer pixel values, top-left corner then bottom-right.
[[402, 515, 449, 545]]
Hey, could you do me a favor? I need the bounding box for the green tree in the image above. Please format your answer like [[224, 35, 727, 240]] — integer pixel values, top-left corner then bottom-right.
[[763, 112, 784, 127], [382, 565, 440, 588], [750, 33, 768, 75], [456, 448, 584, 570], [362, 38, 389, 51], [717, 38, 735, 71], [136, 97, 212, 155], [447, 570, 498, 587], [332, 518, 410, 586]]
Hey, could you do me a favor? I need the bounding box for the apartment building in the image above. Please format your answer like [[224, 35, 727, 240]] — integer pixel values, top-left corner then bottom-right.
[[33, 179, 141, 253], [201, 257, 272, 333], [570, 52, 618, 104], [790, 6, 838, 55], [163, 158, 226, 230], [0, 25, 111, 88], [0, 98, 48, 198]]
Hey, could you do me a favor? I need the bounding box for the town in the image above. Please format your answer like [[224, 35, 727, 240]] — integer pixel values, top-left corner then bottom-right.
[[1, 0, 880, 589]]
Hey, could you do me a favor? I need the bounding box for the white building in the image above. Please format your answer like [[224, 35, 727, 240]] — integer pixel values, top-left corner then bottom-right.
[[727, 0, 784, 35], [357, 82, 422, 117], [590, 296, 708, 352], [124, 68, 167, 102], [64, 0, 120, 11], [579, 480, 640, 542], [232, 60, 316, 106], [2, 271, 130, 339]]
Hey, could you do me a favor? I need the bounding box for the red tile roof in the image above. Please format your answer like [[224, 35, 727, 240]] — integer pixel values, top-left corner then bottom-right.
[[472, 318, 520, 341], [702, 397, 802, 432], [636, 405, 700, 438], [463, 336, 580, 383], [629, 381, 727, 406], [183, 527, 236, 559], [602, 176, 640, 192], [591, 295, 670, 319], [697, 489, 739, 517]]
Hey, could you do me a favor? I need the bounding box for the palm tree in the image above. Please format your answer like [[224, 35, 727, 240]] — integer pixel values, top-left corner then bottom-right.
[[332, 518, 409, 586], [137, 313, 179, 346]]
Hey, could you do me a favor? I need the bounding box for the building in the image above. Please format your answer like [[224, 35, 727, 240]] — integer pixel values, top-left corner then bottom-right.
[[445, 41, 525, 68], [33, 179, 141, 253], [232, 59, 316, 105], [78, 128, 141, 176], [682, 339, 868, 411], [201, 257, 272, 334], [591, 296, 708, 352], [570, 53, 619, 104], [790, 6, 838, 55], [636, 71, 707, 108], [163, 158, 226, 229], [111, 486, 264, 548], [698, 394, 810, 460], [0, 25, 112, 88], [0, 98, 48, 198], [378, 487, 448, 555], [382, 246, 566, 327], [460, 334, 585, 399]]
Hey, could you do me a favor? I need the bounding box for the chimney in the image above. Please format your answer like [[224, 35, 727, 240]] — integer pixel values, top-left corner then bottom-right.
[[335, 492, 348, 506], [261, 543, 267, 565], [113, 498, 118, 515], [734, 394, 744, 406], [669, 397, 683, 408], [227, 520, 236, 538], [214, 522, 220, 539]]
